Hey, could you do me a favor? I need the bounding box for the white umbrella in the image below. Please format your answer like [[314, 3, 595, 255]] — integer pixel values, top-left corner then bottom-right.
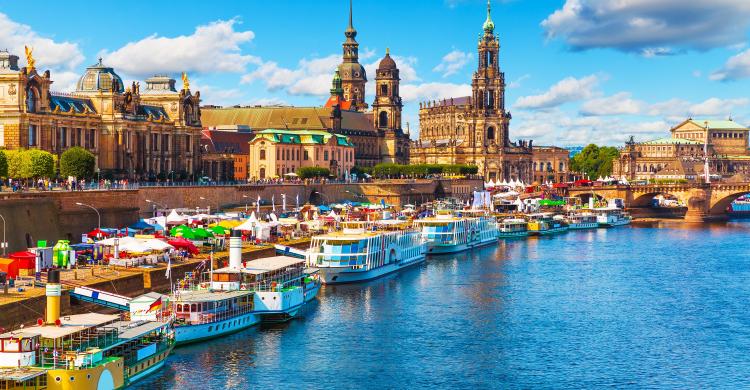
[[119, 240, 151, 253], [166, 209, 185, 224], [234, 218, 256, 231], [141, 239, 173, 251], [284, 172, 298, 177], [97, 236, 138, 246]]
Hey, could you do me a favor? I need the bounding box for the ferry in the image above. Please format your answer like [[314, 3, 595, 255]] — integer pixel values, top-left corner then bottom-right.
[[527, 213, 569, 236], [0, 269, 173, 390], [307, 220, 426, 284], [413, 210, 499, 254], [497, 218, 529, 238], [172, 231, 319, 344], [728, 196, 750, 216], [595, 207, 631, 227], [566, 211, 599, 230]]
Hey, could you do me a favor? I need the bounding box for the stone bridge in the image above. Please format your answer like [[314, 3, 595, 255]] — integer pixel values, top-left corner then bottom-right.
[[567, 183, 750, 222]]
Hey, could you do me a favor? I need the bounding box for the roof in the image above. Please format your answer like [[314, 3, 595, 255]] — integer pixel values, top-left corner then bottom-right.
[[201, 130, 253, 154], [174, 289, 253, 303], [201, 106, 329, 131], [673, 118, 748, 131], [111, 320, 169, 340], [641, 137, 702, 145], [50, 93, 96, 114], [377, 52, 397, 70], [252, 129, 353, 147], [0, 368, 46, 382], [426, 96, 471, 108], [30, 313, 120, 339], [137, 105, 170, 120], [242, 256, 305, 275], [324, 95, 352, 110]]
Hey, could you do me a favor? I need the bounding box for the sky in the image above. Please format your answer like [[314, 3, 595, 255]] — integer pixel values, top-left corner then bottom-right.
[[2, 0, 750, 146]]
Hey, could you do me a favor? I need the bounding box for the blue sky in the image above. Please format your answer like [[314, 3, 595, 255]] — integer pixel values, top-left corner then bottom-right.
[[2, 0, 750, 146]]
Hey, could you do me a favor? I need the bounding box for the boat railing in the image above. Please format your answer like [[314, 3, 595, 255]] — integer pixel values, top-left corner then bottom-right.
[[176, 302, 255, 326]]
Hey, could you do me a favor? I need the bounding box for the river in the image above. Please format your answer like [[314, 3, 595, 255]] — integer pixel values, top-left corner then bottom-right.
[[134, 221, 750, 388]]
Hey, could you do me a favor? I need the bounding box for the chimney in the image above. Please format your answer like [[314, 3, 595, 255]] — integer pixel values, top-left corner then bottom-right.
[[229, 230, 242, 269], [46, 269, 61, 325]]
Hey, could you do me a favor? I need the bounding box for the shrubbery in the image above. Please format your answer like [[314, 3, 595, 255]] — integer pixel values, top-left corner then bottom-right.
[[297, 167, 331, 179], [60, 147, 96, 179], [370, 163, 478, 178], [3, 149, 55, 179]]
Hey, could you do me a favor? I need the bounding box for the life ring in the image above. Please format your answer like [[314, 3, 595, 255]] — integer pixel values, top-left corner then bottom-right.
[[240, 283, 248, 290], [199, 282, 208, 289]]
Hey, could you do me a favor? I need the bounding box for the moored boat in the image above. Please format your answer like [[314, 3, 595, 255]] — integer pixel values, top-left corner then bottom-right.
[[595, 207, 631, 227], [307, 220, 426, 284], [566, 211, 599, 230], [497, 218, 529, 238], [527, 213, 569, 236], [413, 210, 499, 254]]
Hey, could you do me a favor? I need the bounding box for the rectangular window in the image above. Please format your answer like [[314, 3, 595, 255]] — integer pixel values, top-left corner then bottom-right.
[[90, 129, 96, 149], [304, 150, 309, 160], [77, 128, 83, 146], [61, 127, 67, 148], [324, 151, 329, 161], [28, 124, 37, 146]]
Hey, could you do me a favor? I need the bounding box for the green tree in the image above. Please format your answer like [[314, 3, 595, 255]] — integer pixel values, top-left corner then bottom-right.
[[60, 147, 96, 179], [27, 149, 54, 178], [0, 150, 8, 178], [570, 144, 619, 179], [297, 167, 331, 179], [6, 149, 31, 178]]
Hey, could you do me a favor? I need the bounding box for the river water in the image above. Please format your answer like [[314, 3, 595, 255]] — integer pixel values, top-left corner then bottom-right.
[[135, 221, 750, 388]]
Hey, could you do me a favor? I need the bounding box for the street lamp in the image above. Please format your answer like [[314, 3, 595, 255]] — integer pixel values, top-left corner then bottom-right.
[[0, 213, 6, 256], [242, 195, 249, 212], [76, 202, 100, 230]]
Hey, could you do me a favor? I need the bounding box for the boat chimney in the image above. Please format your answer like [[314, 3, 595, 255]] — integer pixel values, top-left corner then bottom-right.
[[229, 230, 242, 269], [45, 269, 61, 325]]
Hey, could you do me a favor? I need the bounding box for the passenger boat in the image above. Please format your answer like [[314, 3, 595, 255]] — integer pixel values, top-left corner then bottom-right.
[[566, 211, 599, 230], [307, 220, 426, 284], [595, 207, 631, 227], [497, 218, 529, 238], [0, 269, 173, 390], [527, 213, 569, 236], [172, 232, 319, 344], [413, 209, 499, 254]]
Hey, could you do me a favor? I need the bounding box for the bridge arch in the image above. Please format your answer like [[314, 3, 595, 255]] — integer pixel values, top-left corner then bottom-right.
[[630, 191, 684, 208], [709, 191, 750, 215]]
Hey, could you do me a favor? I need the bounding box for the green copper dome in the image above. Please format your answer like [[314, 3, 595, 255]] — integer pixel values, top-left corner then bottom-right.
[[483, 0, 494, 33]]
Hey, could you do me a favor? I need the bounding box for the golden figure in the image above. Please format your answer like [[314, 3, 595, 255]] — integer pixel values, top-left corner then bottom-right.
[[24, 46, 35, 70], [181, 72, 190, 90]]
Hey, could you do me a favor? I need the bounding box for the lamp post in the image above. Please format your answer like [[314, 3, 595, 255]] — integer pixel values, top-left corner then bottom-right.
[[75, 202, 100, 230], [0, 213, 6, 256], [242, 195, 249, 213]]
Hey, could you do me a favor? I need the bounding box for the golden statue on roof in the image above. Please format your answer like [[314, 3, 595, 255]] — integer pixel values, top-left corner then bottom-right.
[[181, 72, 190, 91], [24, 45, 35, 70]]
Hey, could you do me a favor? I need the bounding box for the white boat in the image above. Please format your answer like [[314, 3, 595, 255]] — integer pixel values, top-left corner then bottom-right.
[[595, 207, 632, 227], [172, 232, 320, 344], [413, 209, 499, 254], [497, 218, 529, 238], [307, 220, 426, 284], [527, 213, 569, 236], [566, 211, 599, 230]]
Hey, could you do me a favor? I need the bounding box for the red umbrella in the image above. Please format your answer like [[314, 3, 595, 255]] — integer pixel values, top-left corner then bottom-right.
[[167, 238, 200, 255], [88, 228, 110, 238]]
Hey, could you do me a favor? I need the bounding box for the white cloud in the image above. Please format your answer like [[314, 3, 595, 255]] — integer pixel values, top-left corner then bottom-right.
[[245, 97, 289, 106], [644, 97, 749, 120], [710, 48, 750, 81], [514, 75, 599, 110], [580, 92, 644, 116], [400, 82, 471, 103], [542, 0, 750, 54], [0, 12, 84, 91], [508, 74, 530, 89], [432, 50, 471, 77], [102, 19, 258, 77]]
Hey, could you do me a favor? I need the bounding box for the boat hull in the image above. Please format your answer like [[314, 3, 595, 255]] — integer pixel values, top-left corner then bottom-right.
[[318, 255, 426, 284], [498, 231, 529, 238], [529, 227, 569, 236], [568, 222, 599, 230], [599, 219, 631, 227], [174, 312, 260, 345]]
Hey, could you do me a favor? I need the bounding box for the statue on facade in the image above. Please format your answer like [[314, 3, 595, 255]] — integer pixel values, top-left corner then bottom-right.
[[24, 46, 35, 70], [181, 72, 190, 91]]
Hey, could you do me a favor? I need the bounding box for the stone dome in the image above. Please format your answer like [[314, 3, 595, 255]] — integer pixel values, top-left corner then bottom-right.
[[76, 58, 124, 93], [337, 62, 367, 82], [377, 50, 397, 71]]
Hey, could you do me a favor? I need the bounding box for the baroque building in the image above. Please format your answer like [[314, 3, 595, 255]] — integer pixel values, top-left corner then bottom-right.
[[410, 1, 533, 181], [0, 48, 202, 178], [612, 119, 750, 181]]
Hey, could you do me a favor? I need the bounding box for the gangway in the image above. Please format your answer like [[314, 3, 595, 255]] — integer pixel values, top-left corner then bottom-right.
[[69, 286, 132, 311], [274, 244, 308, 260]]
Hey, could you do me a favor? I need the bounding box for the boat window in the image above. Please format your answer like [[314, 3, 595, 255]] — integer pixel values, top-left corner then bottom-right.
[[191, 303, 197, 312]]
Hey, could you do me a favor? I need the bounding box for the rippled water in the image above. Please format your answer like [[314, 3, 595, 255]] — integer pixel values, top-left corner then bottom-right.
[[134, 221, 750, 388]]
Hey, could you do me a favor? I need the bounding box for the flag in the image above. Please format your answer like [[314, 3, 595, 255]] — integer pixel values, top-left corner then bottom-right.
[[296, 194, 299, 209], [165, 256, 172, 279], [257, 195, 261, 214], [147, 297, 162, 312], [282, 194, 287, 211], [272, 194, 276, 212]]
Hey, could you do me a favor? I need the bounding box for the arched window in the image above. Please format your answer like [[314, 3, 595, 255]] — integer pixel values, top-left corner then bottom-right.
[[380, 84, 388, 96], [486, 127, 495, 141], [559, 162, 564, 171], [533, 162, 538, 171], [259, 149, 266, 160], [25, 86, 37, 113], [259, 167, 266, 179], [379, 111, 388, 128]]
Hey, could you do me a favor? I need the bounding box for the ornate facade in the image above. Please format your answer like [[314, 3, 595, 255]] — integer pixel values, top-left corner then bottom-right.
[[531, 146, 570, 183], [0, 49, 202, 178], [613, 119, 750, 181], [410, 2, 533, 181]]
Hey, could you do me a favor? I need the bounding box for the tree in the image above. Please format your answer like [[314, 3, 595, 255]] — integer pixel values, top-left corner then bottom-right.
[[60, 147, 96, 179], [27, 149, 54, 178], [0, 150, 8, 178], [297, 167, 330, 179], [5, 149, 31, 178], [570, 144, 619, 179]]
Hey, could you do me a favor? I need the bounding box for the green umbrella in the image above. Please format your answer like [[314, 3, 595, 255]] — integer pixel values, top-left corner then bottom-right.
[[169, 224, 191, 237], [192, 227, 215, 239], [209, 225, 231, 236]]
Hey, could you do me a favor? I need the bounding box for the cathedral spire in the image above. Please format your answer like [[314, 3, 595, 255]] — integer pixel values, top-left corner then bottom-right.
[[345, 0, 357, 40], [483, 0, 495, 33]]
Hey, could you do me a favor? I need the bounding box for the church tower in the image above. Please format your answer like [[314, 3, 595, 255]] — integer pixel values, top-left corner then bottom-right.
[[471, 0, 509, 147], [338, 0, 367, 111], [372, 48, 402, 131]]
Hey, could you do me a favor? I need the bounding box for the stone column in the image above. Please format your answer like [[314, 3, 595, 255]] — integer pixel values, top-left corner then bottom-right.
[[684, 186, 710, 223]]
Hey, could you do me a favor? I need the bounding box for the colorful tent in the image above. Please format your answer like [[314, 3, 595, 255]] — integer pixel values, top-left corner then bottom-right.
[[216, 220, 242, 229], [167, 238, 200, 255], [88, 228, 110, 238], [192, 227, 214, 239], [129, 219, 155, 231], [209, 225, 231, 236]]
